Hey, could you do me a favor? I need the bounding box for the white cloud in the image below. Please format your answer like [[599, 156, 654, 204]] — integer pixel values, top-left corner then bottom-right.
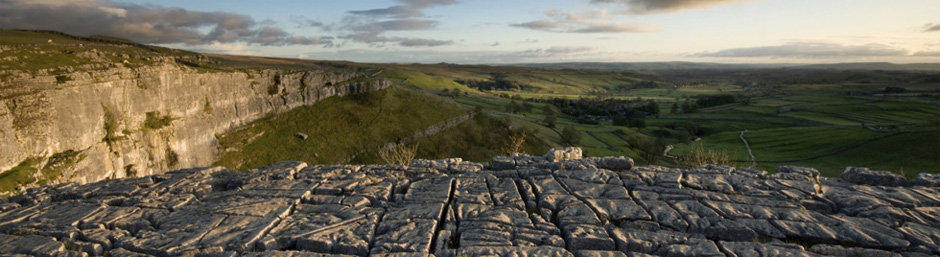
[[591, 0, 753, 14], [694, 42, 910, 58]]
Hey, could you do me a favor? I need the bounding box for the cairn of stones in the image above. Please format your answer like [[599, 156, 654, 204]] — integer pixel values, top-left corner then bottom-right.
[[2, 148, 940, 257]]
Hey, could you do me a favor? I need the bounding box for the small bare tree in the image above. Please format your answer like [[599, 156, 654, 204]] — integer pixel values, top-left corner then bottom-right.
[[379, 143, 418, 168], [679, 143, 735, 168], [501, 129, 527, 155]]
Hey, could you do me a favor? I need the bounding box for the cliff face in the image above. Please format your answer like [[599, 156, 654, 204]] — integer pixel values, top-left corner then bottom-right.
[[0, 62, 390, 192]]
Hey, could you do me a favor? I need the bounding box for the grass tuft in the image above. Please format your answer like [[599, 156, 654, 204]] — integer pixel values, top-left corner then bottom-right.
[[379, 143, 418, 168], [0, 158, 39, 196], [143, 111, 175, 130]]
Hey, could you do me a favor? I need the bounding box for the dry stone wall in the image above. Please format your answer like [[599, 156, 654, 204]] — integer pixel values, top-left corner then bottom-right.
[[2, 148, 939, 256], [0, 63, 390, 194]]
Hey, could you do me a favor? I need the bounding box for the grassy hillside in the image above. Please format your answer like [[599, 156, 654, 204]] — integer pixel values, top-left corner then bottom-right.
[[0, 30, 202, 74], [415, 113, 551, 161], [215, 86, 471, 170]]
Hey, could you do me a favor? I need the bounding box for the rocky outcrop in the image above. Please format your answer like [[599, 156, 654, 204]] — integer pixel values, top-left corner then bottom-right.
[[2, 148, 938, 256], [0, 62, 390, 195]]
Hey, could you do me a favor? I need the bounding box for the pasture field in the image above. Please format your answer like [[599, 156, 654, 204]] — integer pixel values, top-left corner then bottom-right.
[[400, 63, 938, 177]]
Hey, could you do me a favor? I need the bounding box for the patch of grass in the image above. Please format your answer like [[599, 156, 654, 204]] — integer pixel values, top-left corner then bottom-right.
[[379, 143, 418, 168], [203, 97, 213, 115], [165, 148, 179, 168], [0, 158, 39, 196], [769, 131, 940, 177], [677, 143, 736, 168], [101, 105, 125, 145], [55, 75, 70, 84], [215, 86, 469, 170], [0, 30, 204, 73], [143, 111, 175, 130], [415, 114, 550, 162], [38, 150, 85, 185]]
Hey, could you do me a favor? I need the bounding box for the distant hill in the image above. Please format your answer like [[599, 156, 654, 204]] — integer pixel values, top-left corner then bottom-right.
[[515, 62, 940, 72], [788, 62, 940, 71]]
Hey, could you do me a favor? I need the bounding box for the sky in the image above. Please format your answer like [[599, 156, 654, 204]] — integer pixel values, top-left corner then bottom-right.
[[1, 0, 939, 64]]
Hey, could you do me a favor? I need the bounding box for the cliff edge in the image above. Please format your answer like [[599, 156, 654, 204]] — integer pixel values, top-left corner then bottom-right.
[[1, 54, 389, 196], [1, 148, 939, 256]]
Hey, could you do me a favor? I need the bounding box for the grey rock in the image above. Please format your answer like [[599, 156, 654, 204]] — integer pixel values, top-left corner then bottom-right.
[[576, 250, 628, 257], [585, 198, 651, 222], [545, 147, 583, 162], [662, 238, 723, 257], [0, 148, 937, 256], [635, 199, 688, 232], [898, 222, 940, 253], [810, 244, 901, 257], [458, 246, 574, 257], [841, 167, 908, 186], [0, 234, 71, 256], [705, 220, 758, 242], [776, 166, 820, 181], [371, 218, 438, 254], [106, 248, 156, 256], [596, 156, 633, 171], [564, 224, 616, 251], [720, 241, 820, 257], [915, 173, 940, 186]]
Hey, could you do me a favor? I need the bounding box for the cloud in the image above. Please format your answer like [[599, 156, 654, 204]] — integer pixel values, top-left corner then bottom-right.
[[290, 16, 324, 28], [694, 42, 909, 58], [511, 9, 655, 33], [340, 33, 453, 47], [338, 0, 455, 47], [591, 0, 752, 14], [913, 50, 940, 57], [0, 0, 329, 46], [348, 0, 457, 18], [519, 46, 597, 58], [399, 38, 453, 47], [350, 19, 439, 33], [924, 23, 940, 32]]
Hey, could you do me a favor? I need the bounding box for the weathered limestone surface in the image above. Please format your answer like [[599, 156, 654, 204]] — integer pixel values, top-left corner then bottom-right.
[[2, 147, 939, 256]]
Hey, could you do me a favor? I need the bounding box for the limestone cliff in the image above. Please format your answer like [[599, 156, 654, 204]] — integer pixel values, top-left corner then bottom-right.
[[0, 60, 390, 194]]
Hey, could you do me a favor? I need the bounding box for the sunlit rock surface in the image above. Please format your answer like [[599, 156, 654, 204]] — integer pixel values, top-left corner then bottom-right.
[[2, 148, 939, 256]]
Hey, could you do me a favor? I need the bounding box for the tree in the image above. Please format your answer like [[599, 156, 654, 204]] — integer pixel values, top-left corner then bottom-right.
[[474, 105, 484, 114], [680, 98, 699, 113], [506, 100, 521, 113], [521, 101, 534, 113], [638, 137, 666, 165], [500, 129, 527, 155], [542, 105, 557, 128], [644, 101, 660, 115], [629, 119, 646, 128], [670, 102, 679, 114], [561, 126, 582, 146]]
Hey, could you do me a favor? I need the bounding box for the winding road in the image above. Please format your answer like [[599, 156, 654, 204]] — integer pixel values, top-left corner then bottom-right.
[[739, 129, 757, 168]]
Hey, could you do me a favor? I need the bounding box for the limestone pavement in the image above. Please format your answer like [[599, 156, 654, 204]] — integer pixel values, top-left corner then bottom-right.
[[2, 148, 940, 256]]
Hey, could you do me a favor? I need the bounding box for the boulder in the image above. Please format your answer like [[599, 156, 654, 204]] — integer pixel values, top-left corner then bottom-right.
[[840, 167, 908, 186]]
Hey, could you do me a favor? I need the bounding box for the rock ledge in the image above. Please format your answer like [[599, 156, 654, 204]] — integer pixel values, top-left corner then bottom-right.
[[2, 148, 939, 257]]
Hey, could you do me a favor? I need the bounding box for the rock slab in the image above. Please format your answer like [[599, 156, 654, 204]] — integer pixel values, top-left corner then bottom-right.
[[1, 148, 938, 256]]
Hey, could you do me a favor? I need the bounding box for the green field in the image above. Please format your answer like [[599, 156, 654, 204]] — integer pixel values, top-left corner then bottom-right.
[[388, 62, 939, 177]]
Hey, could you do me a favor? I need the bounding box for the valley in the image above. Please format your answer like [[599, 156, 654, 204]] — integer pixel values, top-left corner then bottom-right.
[[1, 30, 938, 197]]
